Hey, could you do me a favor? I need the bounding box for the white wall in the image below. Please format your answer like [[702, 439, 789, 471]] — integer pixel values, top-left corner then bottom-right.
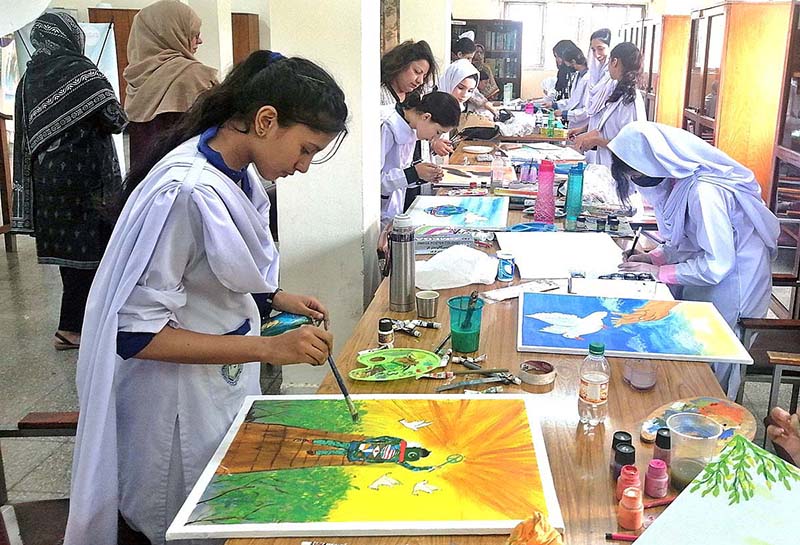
[[400, 0, 453, 76], [451, 0, 501, 20], [270, 0, 381, 387]]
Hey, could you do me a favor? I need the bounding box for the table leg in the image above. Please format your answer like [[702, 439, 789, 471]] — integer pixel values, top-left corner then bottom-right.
[[766, 365, 785, 447]]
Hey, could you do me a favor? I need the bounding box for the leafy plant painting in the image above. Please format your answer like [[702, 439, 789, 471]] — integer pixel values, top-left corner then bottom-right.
[[690, 434, 800, 505]]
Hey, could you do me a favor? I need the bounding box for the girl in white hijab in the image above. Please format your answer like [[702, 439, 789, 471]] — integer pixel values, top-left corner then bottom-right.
[[608, 121, 779, 398], [431, 59, 482, 155]]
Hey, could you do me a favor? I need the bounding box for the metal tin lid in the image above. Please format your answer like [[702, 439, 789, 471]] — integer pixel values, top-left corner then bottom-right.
[[656, 427, 671, 449]]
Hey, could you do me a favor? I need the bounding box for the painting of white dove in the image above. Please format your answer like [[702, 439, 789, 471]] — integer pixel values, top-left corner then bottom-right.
[[412, 480, 439, 496], [518, 292, 751, 365], [369, 473, 401, 491], [399, 419, 433, 431]]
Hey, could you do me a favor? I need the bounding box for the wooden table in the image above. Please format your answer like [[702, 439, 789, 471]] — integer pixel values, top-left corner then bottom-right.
[[228, 273, 726, 545], [451, 139, 572, 166]]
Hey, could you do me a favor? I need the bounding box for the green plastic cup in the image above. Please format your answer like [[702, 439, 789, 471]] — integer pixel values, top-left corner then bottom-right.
[[447, 295, 485, 353]]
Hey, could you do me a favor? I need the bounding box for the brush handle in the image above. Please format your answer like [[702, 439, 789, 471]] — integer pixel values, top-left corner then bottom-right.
[[327, 356, 359, 421]]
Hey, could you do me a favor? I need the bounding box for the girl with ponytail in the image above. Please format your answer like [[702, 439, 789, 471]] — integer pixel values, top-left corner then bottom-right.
[[380, 91, 461, 229], [64, 50, 348, 545], [572, 41, 646, 171]]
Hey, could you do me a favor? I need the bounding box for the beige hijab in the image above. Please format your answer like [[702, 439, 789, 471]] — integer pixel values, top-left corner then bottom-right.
[[123, 0, 218, 122]]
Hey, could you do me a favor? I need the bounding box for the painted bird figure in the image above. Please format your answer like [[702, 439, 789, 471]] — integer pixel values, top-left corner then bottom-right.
[[527, 311, 608, 340], [412, 480, 439, 495]]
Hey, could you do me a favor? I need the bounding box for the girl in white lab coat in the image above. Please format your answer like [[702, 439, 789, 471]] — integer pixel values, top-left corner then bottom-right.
[[550, 43, 590, 129], [380, 91, 461, 228], [572, 42, 646, 167], [430, 59, 482, 156], [64, 51, 348, 545], [608, 121, 780, 398]]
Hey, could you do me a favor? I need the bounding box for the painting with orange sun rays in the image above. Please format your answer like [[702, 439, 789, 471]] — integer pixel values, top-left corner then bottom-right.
[[167, 394, 563, 541]]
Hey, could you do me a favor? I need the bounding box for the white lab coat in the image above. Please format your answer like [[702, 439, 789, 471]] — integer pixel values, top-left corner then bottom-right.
[[64, 137, 278, 545], [588, 83, 646, 168], [607, 122, 780, 397], [380, 105, 417, 229], [556, 68, 589, 127]]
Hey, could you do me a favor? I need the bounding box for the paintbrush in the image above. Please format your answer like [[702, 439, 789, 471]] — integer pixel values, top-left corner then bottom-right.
[[327, 354, 359, 422], [442, 166, 473, 178], [624, 227, 643, 260], [433, 333, 451, 355], [460, 290, 480, 330]]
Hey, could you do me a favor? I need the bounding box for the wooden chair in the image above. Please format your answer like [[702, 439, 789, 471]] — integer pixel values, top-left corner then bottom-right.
[[0, 412, 77, 545]]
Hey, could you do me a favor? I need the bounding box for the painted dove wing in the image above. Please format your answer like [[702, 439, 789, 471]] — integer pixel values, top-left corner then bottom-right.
[[399, 419, 433, 431], [412, 480, 439, 495], [369, 473, 400, 490]]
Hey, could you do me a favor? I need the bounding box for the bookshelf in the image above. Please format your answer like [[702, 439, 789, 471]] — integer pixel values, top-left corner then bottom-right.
[[451, 19, 523, 99]]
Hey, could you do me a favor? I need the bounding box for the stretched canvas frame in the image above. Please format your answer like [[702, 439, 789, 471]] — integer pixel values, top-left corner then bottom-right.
[[406, 196, 510, 231], [167, 394, 564, 540], [517, 292, 752, 365]]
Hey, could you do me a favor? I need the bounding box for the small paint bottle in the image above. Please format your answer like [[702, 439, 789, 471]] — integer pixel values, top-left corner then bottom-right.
[[596, 218, 607, 232], [608, 218, 620, 232], [612, 443, 636, 481], [576, 215, 586, 230], [378, 318, 394, 349], [653, 427, 671, 465], [616, 464, 641, 501], [644, 458, 670, 498], [610, 431, 633, 474], [618, 486, 644, 531]]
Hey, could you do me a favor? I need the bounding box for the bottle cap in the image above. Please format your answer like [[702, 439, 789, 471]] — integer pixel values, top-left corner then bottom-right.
[[647, 458, 668, 477], [393, 213, 413, 228], [615, 443, 636, 466], [589, 342, 605, 355], [378, 318, 394, 333], [620, 486, 642, 508], [656, 427, 671, 449], [612, 431, 633, 451], [539, 160, 555, 172], [620, 464, 639, 480]]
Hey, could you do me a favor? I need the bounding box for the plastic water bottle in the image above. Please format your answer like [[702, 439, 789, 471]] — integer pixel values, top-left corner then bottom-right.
[[547, 110, 555, 137], [564, 163, 585, 231], [533, 160, 555, 223], [490, 152, 505, 189], [578, 342, 610, 426]]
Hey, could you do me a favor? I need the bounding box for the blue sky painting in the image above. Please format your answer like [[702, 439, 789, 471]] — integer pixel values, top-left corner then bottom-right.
[[517, 292, 751, 365], [406, 196, 509, 231]]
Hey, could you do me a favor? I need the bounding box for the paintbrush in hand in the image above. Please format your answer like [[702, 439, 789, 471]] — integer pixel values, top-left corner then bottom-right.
[[460, 290, 480, 330], [327, 354, 359, 422], [624, 227, 643, 260]]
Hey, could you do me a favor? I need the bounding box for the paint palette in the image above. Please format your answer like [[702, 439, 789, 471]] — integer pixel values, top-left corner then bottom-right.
[[463, 145, 494, 154], [350, 348, 442, 381], [640, 396, 756, 445]]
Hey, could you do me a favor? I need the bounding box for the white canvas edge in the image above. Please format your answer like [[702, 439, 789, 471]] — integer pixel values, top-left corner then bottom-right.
[[167, 394, 563, 540], [406, 195, 510, 231], [515, 293, 753, 366]]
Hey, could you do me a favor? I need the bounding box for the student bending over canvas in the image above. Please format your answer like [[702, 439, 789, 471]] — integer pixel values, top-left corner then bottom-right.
[[608, 121, 779, 399], [64, 50, 348, 545]]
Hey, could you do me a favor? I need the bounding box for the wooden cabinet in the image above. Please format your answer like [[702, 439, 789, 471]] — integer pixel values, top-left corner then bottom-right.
[[232, 13, 260, 66], [773, 1, 800, 214], [451, 20, 522, 99], [682, 2, 792, 199], [654, 15, 691, 128]]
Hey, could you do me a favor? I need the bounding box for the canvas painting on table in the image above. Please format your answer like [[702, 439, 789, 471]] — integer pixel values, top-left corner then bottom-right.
[[406, 196, 509, 231], [435, 165, 516, 187], [167, 395, 563, 540], [634, 435, 800, 545], [517, 292, 752, 365]]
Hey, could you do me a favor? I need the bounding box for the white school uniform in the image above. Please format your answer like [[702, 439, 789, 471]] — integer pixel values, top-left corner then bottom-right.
[[64, 137, 278, 545], [380, 105, 417, 229], [588, 82, 646, 168], [556, 68, 589, 128], [608, 122, 780, 397]]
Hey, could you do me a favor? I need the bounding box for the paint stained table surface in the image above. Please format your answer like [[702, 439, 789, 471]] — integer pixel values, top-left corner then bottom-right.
[[227, 272, 726, 545]]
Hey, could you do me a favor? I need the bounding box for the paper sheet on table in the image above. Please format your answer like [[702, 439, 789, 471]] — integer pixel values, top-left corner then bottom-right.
[[496, 232, 623, 279], [415, 245, 498, 290]]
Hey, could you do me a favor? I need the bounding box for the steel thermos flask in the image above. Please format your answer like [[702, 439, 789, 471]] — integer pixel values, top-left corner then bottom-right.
[[389, 214, 415, 312]]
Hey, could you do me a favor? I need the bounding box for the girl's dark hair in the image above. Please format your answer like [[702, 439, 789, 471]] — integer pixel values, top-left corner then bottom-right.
[[591, 28, 612, 45], [380, 40, 437, 89], [611, 152, 636, 204], [561, 44, 587, 66], [607, 42, 642, 105], [452, 37, 476, 55], [404, 91, 461, 128], [552, 39, 577, 58], [120, 50, 348, 209]]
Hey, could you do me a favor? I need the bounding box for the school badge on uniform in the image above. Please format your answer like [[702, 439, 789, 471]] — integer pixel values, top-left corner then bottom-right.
[[220, 364, 242, 385]]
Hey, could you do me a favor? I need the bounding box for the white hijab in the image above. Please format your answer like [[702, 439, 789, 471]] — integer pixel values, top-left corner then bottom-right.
[[64, 138, 278, 545], [586, 45, 615, 116], [439, 59, 479, 97], [607, 121, 779, 256]]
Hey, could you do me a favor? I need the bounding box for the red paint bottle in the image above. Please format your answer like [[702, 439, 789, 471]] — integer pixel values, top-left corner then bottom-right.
[[644, 458, 670, 498], [616, 464, 641, 501], [618, 486, 644, 531]]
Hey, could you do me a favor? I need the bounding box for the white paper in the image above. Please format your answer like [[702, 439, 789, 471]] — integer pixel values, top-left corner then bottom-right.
[[496, 231, 623, 279], [415, 245, 498, 290]]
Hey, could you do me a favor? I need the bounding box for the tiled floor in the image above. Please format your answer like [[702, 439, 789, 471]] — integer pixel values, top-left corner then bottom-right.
[[0, 236, 796, 503]]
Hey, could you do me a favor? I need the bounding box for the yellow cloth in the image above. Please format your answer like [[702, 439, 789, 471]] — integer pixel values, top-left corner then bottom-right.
[[507, 512, 564, 545], [123, 0, 218, 122]]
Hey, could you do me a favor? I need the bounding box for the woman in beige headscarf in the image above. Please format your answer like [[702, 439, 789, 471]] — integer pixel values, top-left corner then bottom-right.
[[124, 0, 217, 170]]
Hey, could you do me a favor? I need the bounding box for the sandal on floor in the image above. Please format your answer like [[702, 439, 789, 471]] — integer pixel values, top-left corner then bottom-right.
[[54, 332, 80, 351]]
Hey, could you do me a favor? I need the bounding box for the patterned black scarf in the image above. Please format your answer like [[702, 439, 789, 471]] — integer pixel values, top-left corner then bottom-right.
[[12, 12, 118, 232]]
